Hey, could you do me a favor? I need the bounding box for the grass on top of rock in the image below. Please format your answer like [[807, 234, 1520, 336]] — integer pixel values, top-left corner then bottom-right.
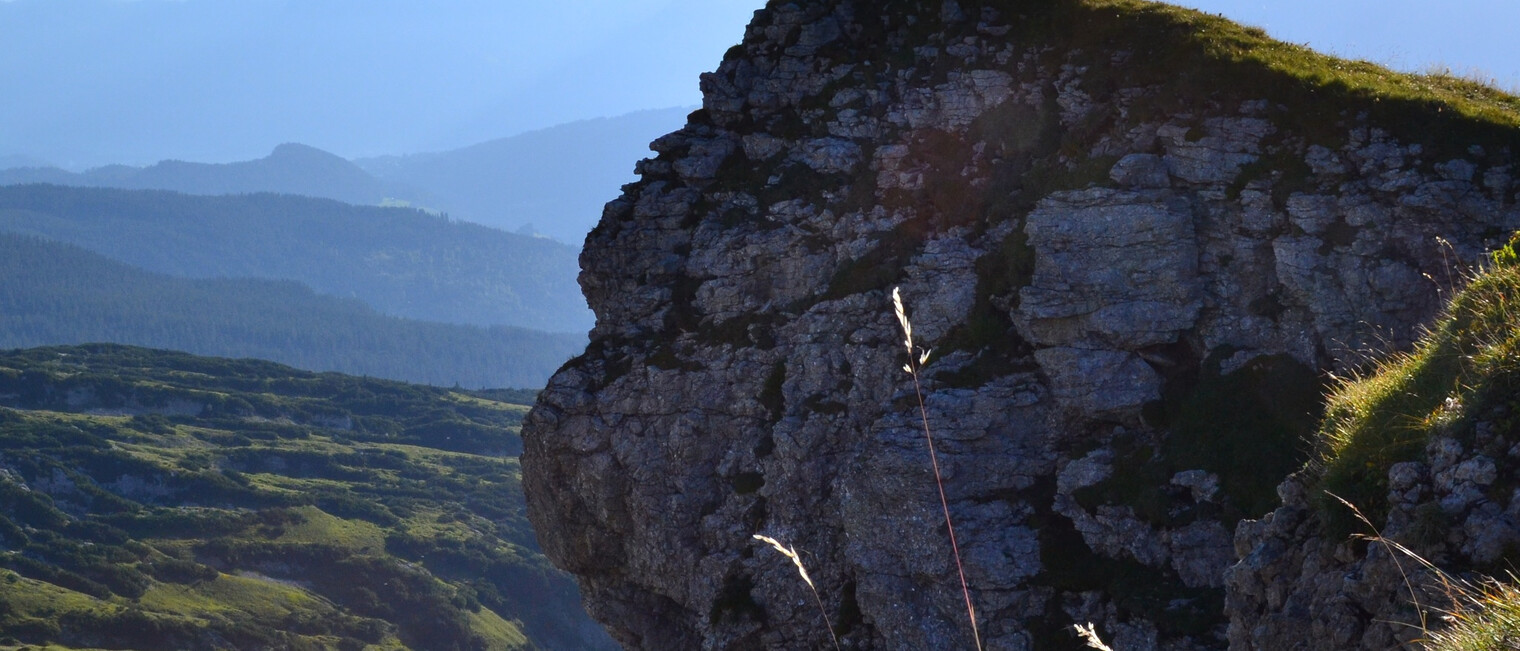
[[969, 0, 1520, 156], [1315, 233, 1520, 537], [807, 0, 1520, 161]]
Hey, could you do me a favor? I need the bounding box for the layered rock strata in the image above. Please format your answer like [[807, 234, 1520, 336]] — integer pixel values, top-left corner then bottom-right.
[[522, 1, 1520, 648]]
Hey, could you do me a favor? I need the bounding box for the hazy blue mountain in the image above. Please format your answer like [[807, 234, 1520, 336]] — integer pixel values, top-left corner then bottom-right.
[[0, 110, 689, 247], [0, 143, 432, 208], [356, 107, 690, 244], [0, 184, 592, 333], [0, 233, 582, 389]]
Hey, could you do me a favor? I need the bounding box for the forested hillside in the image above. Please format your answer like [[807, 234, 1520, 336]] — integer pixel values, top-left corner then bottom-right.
[[0, 184, 592, 333], [0, 144, 430, 209], [0, 234, 581, 389], [0, 345, 615, 650]]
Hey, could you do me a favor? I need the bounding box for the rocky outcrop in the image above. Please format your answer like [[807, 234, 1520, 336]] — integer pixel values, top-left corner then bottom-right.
[[1224, 450, 1499, 650], [522, 1, 1520, 648], [1225, 252, 1520, 649]]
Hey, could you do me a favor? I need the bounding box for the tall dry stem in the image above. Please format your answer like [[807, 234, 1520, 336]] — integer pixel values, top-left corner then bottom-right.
[[1327, 491, 1444, 637], [1325, 491, 1520, 645], [1073, 622, 1116, 651], [752, 534, 841, 651], [892, 287, 983, 651]]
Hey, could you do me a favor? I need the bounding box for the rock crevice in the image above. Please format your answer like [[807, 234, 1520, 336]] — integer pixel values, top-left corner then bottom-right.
[[523, 1, 1520, 648]]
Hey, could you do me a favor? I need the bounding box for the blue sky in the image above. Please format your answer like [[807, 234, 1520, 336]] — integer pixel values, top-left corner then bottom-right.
[[0, 0, 1514, 168], [0, 0, 760, 166], [1174, 0, 1519, 90]]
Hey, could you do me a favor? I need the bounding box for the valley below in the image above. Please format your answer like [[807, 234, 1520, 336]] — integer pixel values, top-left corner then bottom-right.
[[0, 345, 614, 650]]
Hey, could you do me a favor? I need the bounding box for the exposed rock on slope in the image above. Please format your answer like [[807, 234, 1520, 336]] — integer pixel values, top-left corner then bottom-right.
[[522, 0, 1520, 648], [1227, 249, 1520, 649]]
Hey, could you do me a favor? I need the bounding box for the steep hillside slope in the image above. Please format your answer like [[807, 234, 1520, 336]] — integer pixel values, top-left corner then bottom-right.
[[1228, 238, 1520, 648], [521, 0, 1520, 648], [0, 234, 581, 389], [0, 143, 429, 208], [0, 345, 615, 650], [357, 108, 691, 244], [0, 184, 592, 333]]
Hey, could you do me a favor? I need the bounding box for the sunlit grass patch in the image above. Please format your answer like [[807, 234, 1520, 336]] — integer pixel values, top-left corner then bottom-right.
[[948, 0, 1520, 163], [1083, 0, 1520, 127], [1424, 578, 1520, 650], [466, 607, 532, 650], [446, 391, 532, 416], [138, 572, 328, 620], [1316, 250, 1520, 532], [0, 569, 109, 617], [266, 506, 387, 552]]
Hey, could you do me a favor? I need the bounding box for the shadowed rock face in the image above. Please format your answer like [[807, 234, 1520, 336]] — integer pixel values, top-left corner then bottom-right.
[[522, 1, 1520, 648]]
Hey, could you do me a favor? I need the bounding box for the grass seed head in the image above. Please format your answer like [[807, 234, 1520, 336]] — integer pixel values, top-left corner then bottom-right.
[[753, 534, 815, 590], [1074, 622, 1115, 651], [892, 287, 913, 356]]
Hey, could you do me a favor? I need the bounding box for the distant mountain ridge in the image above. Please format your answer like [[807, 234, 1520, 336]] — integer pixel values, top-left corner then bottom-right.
[[0, 143, 431, 208], [0, 109, 688, 247], [0, 233, 582, 389], [0, 184, 592, 333], [355, 107, 690, 244]]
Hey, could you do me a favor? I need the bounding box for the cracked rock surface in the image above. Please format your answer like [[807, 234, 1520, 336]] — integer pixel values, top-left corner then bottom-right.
[[522, 1, 1520, 648]]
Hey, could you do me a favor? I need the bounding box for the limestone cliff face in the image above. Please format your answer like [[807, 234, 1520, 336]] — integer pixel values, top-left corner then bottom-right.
[[521, 1, 1520, 648]]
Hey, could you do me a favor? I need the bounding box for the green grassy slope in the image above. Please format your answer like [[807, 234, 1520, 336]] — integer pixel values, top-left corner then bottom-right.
[[0, 345, 614, 650], [0, 184, 591, 333], [791, 0, 1520, 166], [1301, 237, 1520, 649], [1021, 0, 1520, 135], [1315, 235, 1520, 532], [0, 233, 581, 389]]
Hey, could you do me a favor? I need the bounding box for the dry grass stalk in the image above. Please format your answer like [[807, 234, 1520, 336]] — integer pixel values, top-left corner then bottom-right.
[[752, 534, 841, 651], [1423, 577, 1520, 650], [892, 287, 983, 651], [1326, 491, 1516, 649], [1073, 622, 1116, 651], [1327, 491, 1436, 635]]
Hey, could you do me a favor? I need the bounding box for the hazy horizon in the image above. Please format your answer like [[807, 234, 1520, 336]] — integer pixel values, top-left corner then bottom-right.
[[2, 0, 1516, 170], [0, 0, 757, 169]]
